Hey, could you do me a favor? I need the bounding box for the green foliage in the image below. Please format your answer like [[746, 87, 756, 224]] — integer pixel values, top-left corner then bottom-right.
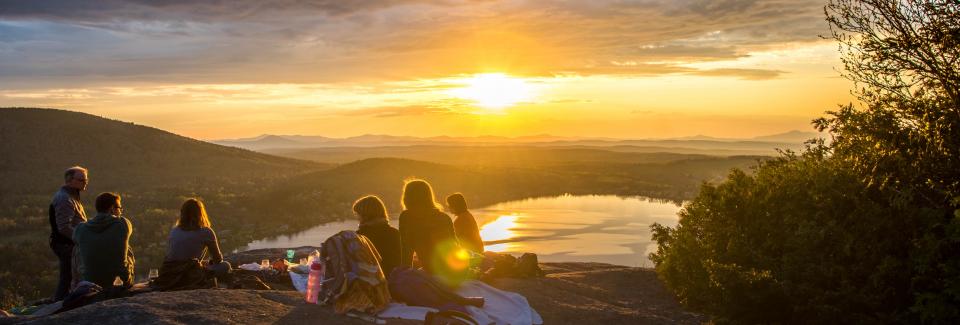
[[652, 153, 914, 323], [652, 1, 960, 323]]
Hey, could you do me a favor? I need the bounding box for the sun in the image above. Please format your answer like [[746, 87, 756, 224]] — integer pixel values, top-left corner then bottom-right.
[[449, 73, 534, 110]]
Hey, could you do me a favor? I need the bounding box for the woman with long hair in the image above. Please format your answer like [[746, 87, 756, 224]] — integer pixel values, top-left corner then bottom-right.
[[354, 195, 401, 276], [398, 179, 466, 284], [163, 198, 230, 279]]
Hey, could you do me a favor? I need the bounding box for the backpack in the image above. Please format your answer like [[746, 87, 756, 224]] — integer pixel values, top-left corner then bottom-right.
[[319, 230, 392, 314]]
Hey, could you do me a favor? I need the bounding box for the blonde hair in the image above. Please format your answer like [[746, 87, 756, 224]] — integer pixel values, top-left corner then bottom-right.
[[177, 198, 211, 231], [353, 195, 389, 224], [401, 179, 441, 211]]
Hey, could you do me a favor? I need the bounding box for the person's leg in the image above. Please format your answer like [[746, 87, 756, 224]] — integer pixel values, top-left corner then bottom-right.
[[206, 261, 232, 283], [51, 242, 73, 301]]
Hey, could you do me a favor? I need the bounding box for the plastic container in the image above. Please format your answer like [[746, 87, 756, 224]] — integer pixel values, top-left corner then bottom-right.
[[307, 249, 321, 265], [305, 260, 324, 304]]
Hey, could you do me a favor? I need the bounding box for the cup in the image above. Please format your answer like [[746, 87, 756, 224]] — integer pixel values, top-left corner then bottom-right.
[[148, 268, 159, 280], [261, 259, 270, 269]]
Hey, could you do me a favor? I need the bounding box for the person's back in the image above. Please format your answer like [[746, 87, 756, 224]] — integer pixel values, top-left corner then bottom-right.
[[399, 207, 459, 274], [452, 211, 483, 254], [165, 226, 222, 263], [358, 222, 401, 276], [73, 193, 134, 289], [353, 195, 401, 276], [446, 193, 484, 254], [161, 198, 230, 282]]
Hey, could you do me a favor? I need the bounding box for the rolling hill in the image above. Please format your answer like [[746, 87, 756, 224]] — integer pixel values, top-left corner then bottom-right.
[[0, 107, 328, 196]]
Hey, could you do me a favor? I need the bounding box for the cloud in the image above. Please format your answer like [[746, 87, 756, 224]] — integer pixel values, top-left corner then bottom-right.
[[339, 104, 465, 118], [693, 68, 786, 80], [0, 0, 830, 86]]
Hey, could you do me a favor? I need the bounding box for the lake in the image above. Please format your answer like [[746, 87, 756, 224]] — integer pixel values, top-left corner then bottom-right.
[[242, 194, 682, 267]]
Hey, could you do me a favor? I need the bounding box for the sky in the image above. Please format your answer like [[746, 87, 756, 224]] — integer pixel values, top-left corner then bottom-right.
[[0, 0, 856, 140]]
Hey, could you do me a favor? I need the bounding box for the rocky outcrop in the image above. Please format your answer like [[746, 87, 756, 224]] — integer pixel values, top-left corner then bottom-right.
[[1, 249, 705, 325]]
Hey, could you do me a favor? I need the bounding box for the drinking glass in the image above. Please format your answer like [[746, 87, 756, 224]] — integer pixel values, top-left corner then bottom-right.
[[261, 259, 270, 269], [148, 268, 159, 280]]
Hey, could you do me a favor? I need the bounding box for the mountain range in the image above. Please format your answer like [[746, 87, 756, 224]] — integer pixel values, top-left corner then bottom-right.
[[212, 131, 824, 153]]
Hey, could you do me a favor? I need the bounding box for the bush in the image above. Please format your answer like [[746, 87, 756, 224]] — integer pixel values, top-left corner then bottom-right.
[[651, 1, 960, 323]]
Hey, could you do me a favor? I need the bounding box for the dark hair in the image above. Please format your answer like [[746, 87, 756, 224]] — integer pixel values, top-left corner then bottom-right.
[[177, 198, 211, 231], [64, 166, 88, 182], [401, 179, 440, 211], [446, 193, 468, 214], [95, 192, 121, 213], [353, 195, 389, 224]]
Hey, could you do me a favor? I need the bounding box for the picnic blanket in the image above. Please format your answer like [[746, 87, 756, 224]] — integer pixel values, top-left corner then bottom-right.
[[377, 280, 542, 325]]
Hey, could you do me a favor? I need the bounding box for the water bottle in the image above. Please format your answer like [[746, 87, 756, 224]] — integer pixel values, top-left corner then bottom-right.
[[305, 260, 324, 304], [307, 249, 321, 265]]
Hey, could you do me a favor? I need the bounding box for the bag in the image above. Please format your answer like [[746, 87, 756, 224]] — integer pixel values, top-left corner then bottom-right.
[[319, 230, 391, 314], [515, 253, 544, 278], [388, 266, 483, 314], [425, 310, 480, 325]]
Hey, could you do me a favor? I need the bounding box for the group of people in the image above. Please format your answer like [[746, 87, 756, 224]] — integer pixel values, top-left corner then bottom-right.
[[354, 179, 485, 282], [48, 166, 485, 302], [50, 166, 231, 300]]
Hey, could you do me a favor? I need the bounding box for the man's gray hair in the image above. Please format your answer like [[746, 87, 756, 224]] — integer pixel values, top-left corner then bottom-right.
[[64, 166, 88, 182]]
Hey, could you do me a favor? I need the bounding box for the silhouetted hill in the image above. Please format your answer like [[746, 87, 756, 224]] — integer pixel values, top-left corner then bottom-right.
[[0, 107, 327, 195]]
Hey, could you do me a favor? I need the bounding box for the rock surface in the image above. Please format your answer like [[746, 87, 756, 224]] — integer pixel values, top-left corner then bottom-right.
[[1, 248, 705, 324]]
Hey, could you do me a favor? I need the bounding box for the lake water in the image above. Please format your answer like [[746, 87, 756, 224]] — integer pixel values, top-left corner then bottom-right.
[[243, 195, 682, 267]]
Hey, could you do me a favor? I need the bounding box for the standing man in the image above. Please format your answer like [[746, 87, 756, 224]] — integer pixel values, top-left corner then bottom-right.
[[49, 166, 88, 301]]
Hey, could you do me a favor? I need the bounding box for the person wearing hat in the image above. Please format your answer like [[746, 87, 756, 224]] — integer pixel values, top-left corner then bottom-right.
[[354, 195, 401, 277]]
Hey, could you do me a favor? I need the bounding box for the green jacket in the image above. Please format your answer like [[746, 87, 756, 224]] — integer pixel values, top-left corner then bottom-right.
[[73, 213, 135, 288]]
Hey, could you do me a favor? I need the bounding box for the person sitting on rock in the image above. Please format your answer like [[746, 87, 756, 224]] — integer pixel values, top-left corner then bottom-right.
[[353, 195, 401, 277], [399, 179, 468, 285], [163, 198, 231, 281], [445, 193, 484, 254], [73, 192, 135, 289]]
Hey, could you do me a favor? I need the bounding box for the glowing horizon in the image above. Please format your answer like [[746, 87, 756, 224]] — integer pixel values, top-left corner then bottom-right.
[[0, 0, 855, 140]]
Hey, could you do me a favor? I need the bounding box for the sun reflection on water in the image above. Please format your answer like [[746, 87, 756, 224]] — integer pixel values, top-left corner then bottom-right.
[[480, 214, 519, 252]]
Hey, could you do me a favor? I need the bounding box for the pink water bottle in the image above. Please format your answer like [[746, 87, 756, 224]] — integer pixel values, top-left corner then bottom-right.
[[305, 260, 324, 304]]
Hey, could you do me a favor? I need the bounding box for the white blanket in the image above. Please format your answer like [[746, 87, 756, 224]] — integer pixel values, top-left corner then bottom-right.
[[376, 280, 543, 325]]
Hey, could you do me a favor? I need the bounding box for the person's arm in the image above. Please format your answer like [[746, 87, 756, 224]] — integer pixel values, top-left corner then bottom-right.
[[205, 228, 224, 264], [54, 197, 78, 240], [121, 218, 135, 285], [399, 213, 413, 267]]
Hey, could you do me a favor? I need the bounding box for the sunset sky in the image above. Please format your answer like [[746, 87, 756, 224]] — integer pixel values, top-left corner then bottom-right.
[[0, 0, 855, 140]]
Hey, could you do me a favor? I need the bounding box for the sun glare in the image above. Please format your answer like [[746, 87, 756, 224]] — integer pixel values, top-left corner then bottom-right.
[[450, 73, 534, 110]]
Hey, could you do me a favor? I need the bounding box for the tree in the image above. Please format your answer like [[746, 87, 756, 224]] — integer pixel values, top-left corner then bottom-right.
[[652, 1, 960, 323]]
